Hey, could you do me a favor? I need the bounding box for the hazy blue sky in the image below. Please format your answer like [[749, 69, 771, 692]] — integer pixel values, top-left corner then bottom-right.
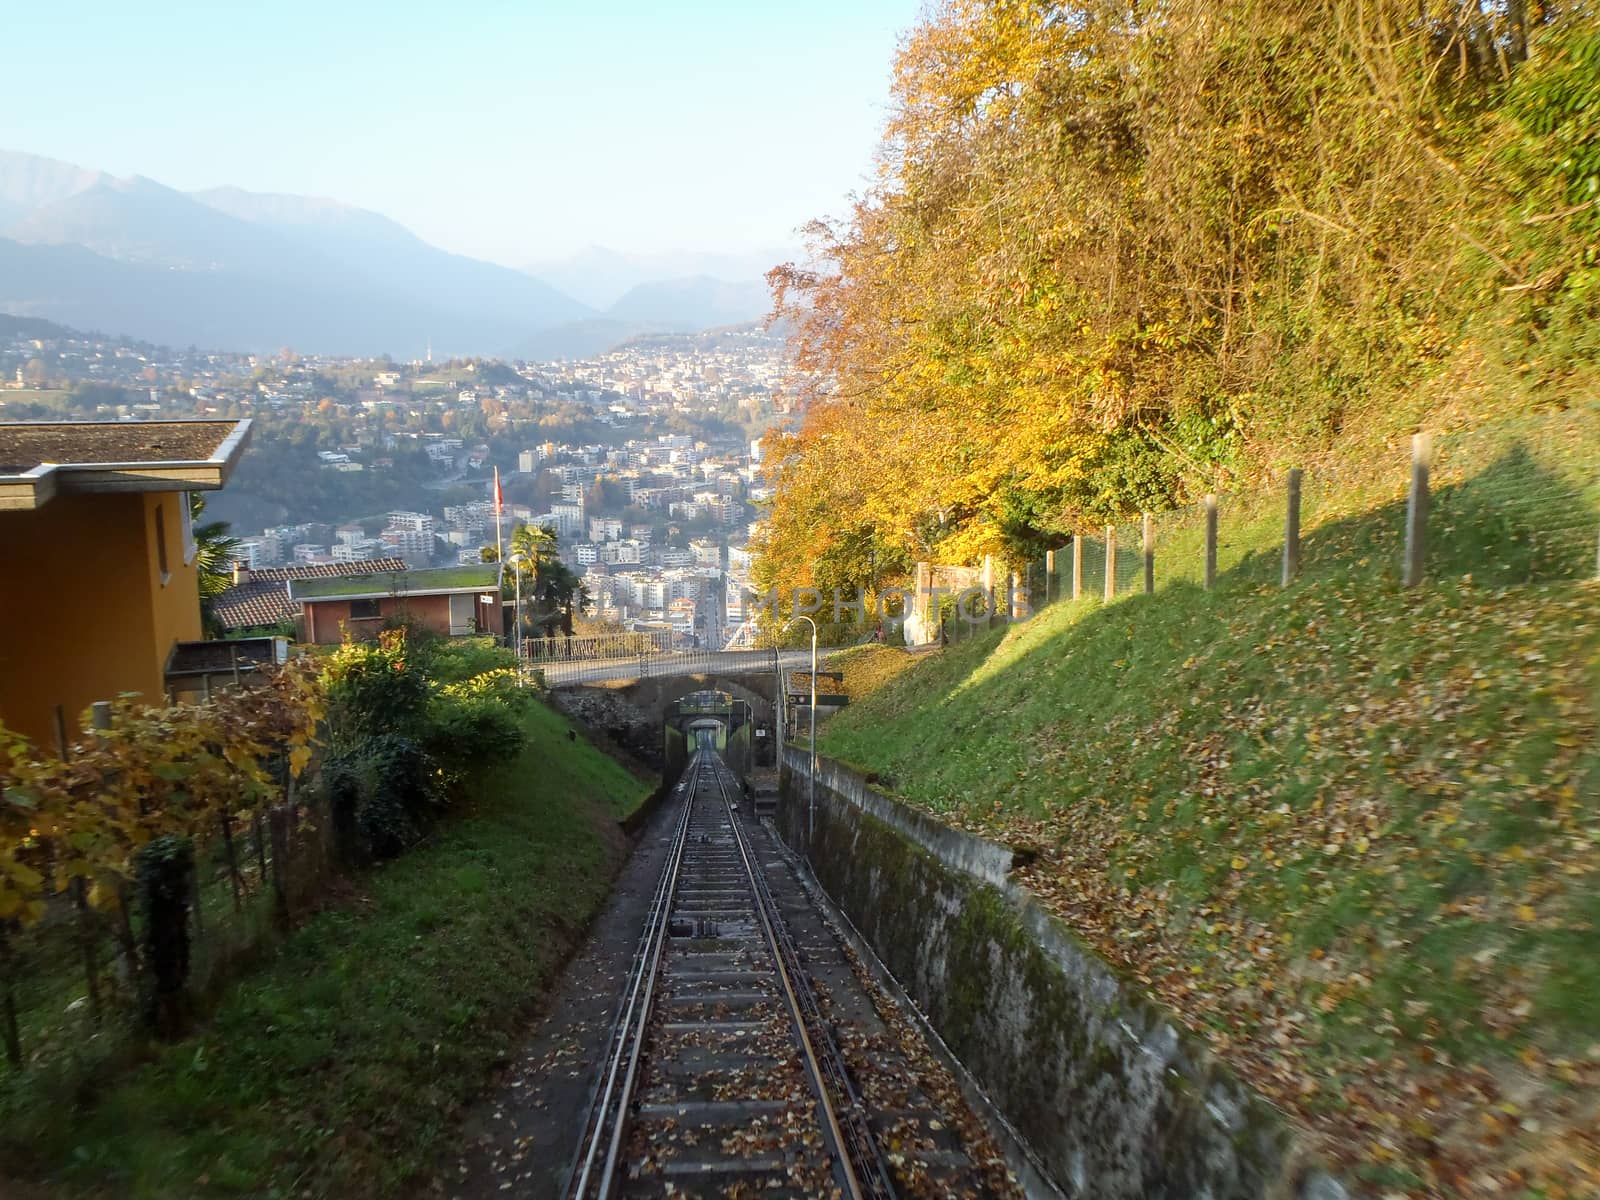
[[6, 0, 921, 265]]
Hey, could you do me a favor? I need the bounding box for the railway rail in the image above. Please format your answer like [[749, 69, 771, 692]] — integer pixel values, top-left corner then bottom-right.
[[563, 750, 898, 1199]]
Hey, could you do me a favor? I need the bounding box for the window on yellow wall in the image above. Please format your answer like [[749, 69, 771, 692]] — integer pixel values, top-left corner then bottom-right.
[[180, 491, 197, 565], [155, 503, 171, 586]]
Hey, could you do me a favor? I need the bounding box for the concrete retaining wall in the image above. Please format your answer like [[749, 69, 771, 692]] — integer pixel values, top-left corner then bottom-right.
[[778, 747, 1347, 1200]]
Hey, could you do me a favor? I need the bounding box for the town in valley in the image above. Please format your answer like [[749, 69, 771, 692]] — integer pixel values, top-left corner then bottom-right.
[[2, 315, 789, 649]]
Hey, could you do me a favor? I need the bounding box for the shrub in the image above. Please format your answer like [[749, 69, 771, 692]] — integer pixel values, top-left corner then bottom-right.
[[321, 630, 429, 746], [424, 693, 525, 790], [135, 835, 195, 1038], [316, 630, 528, 850], [420, 637, 518, 686], [323, 735, 442, 861], [321, 755, 365, 866]]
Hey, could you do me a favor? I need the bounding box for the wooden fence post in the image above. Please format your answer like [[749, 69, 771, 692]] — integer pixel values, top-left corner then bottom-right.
[[1283, 468, 1302, 587], [1071, 537, 1083, 600], [72, 879, 102, 1025], [220, 813, 244, 912], [1142, 513, 1154, 595], [1403, 433, 1431, 588], [982, 556, 995, 628], [1045, 549, 1055, 605], [1104, 526, 1117, 602], [189, 859, 204, 943], [252, 813, 269, 892], [268, 805, 291, 928], [1204, 495, 1218, 590], [0, 926, 20, 1067]]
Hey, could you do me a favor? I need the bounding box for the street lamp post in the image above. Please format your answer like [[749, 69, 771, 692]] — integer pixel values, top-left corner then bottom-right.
[[785, 615, 818, 843], [508, 552, 529, 685]]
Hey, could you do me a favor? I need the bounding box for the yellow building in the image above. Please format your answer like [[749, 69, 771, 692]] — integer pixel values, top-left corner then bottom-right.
[[0, 420, 251, 748]]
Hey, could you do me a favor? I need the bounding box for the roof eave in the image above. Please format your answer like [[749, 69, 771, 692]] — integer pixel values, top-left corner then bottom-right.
[[48, 418, 253, 495], [0, 463, 60, 512], [295, 583, 501, 603], [0, 419, 253, 509]]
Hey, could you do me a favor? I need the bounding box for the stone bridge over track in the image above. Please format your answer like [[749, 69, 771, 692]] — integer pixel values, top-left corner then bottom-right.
[[532, 646, 808, 688], [546, 656, 798, 777]]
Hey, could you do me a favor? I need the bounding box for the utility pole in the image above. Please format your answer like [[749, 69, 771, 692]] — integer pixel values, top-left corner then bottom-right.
[[786, 615, 818, 844], [508, 552, 528, 684]]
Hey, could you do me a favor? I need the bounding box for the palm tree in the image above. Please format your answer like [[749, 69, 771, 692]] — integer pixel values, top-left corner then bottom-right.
[[505, 522, 557, 597], [190, 494, 240, 637]]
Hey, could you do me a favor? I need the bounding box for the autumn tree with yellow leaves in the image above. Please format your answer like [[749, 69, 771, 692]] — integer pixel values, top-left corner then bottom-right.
[[762, 0, 1596, 598]]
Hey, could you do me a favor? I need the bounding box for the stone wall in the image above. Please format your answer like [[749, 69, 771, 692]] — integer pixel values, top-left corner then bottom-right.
[[777, 747, 1348, 1200]]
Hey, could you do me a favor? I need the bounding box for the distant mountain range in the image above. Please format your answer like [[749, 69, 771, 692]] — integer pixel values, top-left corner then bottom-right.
[[507, 274, 776, 362], [527, 245, 790, 310], [0, 151, 782, 360]]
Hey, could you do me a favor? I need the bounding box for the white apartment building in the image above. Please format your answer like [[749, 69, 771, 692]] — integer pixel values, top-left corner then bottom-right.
[[668, 598, 696, 635], [386, 511, 435, 534], [549, 501, 584, 538], [332, 538, 383, 563], [381, 527, 435, 558], [444, 503, 491, 537]]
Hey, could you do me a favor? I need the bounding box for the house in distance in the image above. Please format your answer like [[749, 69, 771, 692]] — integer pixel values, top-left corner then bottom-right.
[[290, 564, 504, 644]]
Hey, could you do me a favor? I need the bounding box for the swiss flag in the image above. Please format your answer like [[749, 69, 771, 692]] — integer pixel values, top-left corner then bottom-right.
[[493, 466, 504, 515]]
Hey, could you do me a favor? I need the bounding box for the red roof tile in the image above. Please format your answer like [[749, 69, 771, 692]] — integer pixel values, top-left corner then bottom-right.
[[211, 557, 409, 630]]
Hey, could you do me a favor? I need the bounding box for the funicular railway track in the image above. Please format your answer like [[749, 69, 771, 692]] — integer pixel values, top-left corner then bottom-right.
[[564, 751, 898, 1200]]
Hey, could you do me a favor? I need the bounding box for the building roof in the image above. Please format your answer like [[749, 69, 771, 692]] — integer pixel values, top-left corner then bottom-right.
[[0, 419, 251, 511], [211, 557, 410, 630], [251, 560, 409, 583], [290, 563, 502, 603]]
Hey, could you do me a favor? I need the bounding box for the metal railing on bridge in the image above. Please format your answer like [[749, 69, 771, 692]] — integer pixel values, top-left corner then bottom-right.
[[522, 631, 797, 686], [521, 629, 673, 666]]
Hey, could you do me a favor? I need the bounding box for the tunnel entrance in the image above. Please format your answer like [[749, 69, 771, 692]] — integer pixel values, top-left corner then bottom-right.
[[663, 689, 755, 785], [548, 672, 778, 775]]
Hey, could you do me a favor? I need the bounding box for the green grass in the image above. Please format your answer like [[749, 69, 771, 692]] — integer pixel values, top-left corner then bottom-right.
[[289, 565, 500, 600], [819, 409, 1600, 1192], [1, 700, 650, 1199]]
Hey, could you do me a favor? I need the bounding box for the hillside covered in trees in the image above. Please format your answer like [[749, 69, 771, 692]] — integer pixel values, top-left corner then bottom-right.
[[759, 0, 1598, 593]]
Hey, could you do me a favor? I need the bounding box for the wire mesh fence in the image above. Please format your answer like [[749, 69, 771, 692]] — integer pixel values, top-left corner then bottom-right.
[[1431, 413, 1600, 585], [2, 790, 330, 1072], [908, 412, 1599, 648]]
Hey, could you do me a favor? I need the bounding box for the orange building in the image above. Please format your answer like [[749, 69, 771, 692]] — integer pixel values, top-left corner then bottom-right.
[[0, 420, 251, 747]]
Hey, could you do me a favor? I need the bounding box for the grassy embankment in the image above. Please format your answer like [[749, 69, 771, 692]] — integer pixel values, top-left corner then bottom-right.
[[819, 407, 1600, 1198], [3, 700, 650, 1200]]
